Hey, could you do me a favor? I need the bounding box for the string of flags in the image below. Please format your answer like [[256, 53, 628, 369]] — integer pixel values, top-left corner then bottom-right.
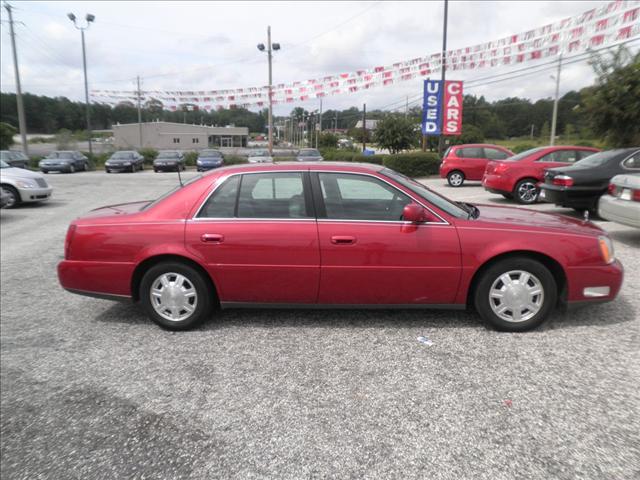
[[92, 0, 640, 111]]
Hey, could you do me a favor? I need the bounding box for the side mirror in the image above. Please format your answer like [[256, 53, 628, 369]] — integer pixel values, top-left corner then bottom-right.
[[403, 203, 427, 223]]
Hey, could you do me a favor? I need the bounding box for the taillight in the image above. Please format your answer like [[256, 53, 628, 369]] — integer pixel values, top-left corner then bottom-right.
[[65, 224, 77, 259], [607, 183, 617, 196], [633, 189, 640, 202], [552, 175, 574, 187], [494, 163, 508, 174]]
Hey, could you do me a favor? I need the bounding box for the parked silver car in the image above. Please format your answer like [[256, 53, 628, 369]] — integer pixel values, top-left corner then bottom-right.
[[0, 160, 52, 208], [598, 173, 640, 228], [0, 150, 29, 169], [247, 149, 273, 163], [39, 151, 89, 173], [296, 148, 323, 162], [105, 151, 145, 173]]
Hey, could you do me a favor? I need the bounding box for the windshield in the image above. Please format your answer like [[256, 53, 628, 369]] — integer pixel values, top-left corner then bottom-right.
[[46, 152, 74, 159], [111, 152, 133, 159], [299, 149, 320, 157], [143, 174, 203, 210], [381, 168, 469, 219], [572, 150, 625, 168], [200, 150, 222, 157], [0, 160, 9, 168], [157, 151, 179, 159], [250, 150, 268, 156], [501, 147, 545, 161]]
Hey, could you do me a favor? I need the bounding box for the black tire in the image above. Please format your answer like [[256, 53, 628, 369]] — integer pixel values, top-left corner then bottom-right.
[[139, 163, 144, 171], [82, 162, 88, 171], [105, 168, 111, 173], [514, 178, 539, 204], [447, 170, 465, 187], [139, 262, 214, 330], [68, 164, 75, 174], [474, 257, 557, 332], [42, 170, 49, 174], [154, 168, 158, 173], [2, 185, 20, 208], [501, 193, 514, 200]]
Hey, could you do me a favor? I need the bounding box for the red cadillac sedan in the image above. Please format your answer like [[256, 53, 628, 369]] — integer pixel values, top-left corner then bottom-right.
[[482, 146, 600, 204], [59, 163, 623, 332]]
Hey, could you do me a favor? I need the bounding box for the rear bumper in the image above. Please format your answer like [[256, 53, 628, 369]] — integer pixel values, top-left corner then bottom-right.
[[18, 186, 53, 203], [539, 184, 603, 209], [566, 259, 623, 304], [58, 260, 135, 298], [482, 174, 512, 194], [598, 194, 640, 228]]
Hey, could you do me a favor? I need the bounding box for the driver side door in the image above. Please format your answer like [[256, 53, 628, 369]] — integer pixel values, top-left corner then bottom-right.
[[313, 172, 461, 305]]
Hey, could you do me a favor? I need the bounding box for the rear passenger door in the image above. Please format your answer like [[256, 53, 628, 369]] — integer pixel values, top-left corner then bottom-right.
[[459, 147, 486, 180], [185, 171, 321, 304]]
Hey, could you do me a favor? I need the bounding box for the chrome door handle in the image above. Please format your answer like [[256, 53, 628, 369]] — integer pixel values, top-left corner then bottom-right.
[[201, 233, 224, 243], [331, 236, 356, 245]]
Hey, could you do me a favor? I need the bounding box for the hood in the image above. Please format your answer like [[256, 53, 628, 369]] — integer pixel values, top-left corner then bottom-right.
[[473, 204, 604, 236], [0, 167, 46, 180], [41, 157, 72, 163]]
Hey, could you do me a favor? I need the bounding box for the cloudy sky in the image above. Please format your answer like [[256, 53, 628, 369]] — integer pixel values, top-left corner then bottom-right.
[[1, 1, 637, 114]]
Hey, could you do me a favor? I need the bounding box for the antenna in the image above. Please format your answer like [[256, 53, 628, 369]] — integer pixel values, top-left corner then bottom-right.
[[177, 161, 184, 187]]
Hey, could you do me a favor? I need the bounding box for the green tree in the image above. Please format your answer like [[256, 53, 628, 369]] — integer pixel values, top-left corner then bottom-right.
[[540, 121, 550, 141], [564, 123, 575, 139], [373, 114, 419, 153], [583, 47, 640, 146], [317, 132, 338, 149], [0, 122, 17, 149]]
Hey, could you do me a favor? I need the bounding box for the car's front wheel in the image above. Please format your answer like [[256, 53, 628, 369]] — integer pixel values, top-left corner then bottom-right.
[[474, 257, 557, 332], [2, 185, 20, 208], [139, 262, 213, 330], [514, 178, 539, 204], [447, 171, 465, 187], [68, 164, 75, 174]]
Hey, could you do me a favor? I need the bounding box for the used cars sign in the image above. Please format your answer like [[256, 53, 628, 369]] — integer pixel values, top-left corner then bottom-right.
[[422, 79, 464, 135]]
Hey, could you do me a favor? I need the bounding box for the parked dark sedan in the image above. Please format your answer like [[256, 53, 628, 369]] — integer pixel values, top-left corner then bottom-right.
[[0, 150, 29, 169], [196, 149, 224, 171], [153, 151, 185, 172], [39, 151, 89, 173], [539, 148, 640, 213], [105, 151, 144, 173]]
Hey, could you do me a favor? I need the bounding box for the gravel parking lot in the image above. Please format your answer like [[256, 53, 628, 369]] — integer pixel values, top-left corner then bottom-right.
[[1, 170, 639, 479]]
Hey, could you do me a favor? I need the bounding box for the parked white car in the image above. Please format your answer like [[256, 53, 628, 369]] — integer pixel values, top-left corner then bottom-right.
[[247, 149, 273, 163], [598, 173, 640, 228], [0, 160, 53, 208]]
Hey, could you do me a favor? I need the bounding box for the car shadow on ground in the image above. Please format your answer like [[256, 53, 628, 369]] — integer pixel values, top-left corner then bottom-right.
[[93, 298, 635, 333]]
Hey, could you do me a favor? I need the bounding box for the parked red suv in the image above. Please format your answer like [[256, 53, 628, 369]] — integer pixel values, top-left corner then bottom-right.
[[440, 144, 514, 187], [482, 146, 600, 204]]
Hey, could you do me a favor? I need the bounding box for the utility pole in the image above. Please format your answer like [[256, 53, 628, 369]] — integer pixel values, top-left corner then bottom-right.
[[334, 111, 338, 132], [530, 124, 535, 140], [550, 53, 562, 146], [319, 98, 323, 133], [362, 103, 367, 152], [136, 76, 143, 148], [5, 3, 28, 156], [405, 95, 409, 117], [437, 0, 449, 156], [256, 27, 279, 155]]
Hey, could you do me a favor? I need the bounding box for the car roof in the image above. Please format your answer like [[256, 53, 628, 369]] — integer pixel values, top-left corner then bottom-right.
[[451, 143, 508, 148], [207, 161, 384, 175]]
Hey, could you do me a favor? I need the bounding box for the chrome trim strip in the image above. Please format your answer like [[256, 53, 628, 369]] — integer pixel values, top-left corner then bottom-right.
[[192, 169, 449, 225], [220, 302, 466, 310]]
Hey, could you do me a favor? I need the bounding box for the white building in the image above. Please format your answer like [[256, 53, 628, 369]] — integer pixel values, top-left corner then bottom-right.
[[113, 121, 249, 150]]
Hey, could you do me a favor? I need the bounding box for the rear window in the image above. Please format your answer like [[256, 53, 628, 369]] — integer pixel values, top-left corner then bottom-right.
[[572, 150, 624, 168], [502, 147, 546, 161]]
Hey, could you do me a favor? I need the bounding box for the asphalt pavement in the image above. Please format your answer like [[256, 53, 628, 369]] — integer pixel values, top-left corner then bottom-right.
[[1, 170, 639, 479]]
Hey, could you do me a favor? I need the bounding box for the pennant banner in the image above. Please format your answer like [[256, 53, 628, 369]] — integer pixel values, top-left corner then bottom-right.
[[92, 0, 640, 110]]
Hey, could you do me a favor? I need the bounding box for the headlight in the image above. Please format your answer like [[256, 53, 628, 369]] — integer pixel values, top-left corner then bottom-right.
[[15, 180, 37, 188], [598, 235, 615, 264], [196, 160, 203, 165]]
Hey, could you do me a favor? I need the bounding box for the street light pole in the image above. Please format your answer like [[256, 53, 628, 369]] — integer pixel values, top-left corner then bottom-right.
[[257, 27, 280, 156], [68, 13, 95, 156], [437, 0, 449, 156], [550, 53, 563, 146]]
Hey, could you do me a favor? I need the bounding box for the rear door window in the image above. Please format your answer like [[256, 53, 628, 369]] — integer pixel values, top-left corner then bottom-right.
[[459, 147, 483, 158], [484, 148, 509, 160], [238, 172, 310, 219]]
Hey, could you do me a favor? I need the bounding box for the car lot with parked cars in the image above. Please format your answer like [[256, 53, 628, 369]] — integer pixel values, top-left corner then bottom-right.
[[1, 167, 638, 478]]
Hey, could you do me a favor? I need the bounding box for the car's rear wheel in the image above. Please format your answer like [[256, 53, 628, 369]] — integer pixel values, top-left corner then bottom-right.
[[474, 257, 557, 332], [140, 262, 213, 330], [447, 171, 465, 187], [68, 164, 75, 174], [514, 178, 539, 204], [2, 186, 20, 208]]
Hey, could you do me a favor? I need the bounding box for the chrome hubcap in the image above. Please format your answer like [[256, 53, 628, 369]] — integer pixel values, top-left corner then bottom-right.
[[518, 182, 537, 202], [449, 173, 463, 186], [489, 270, 544, 323], [150, 272, 198, 322]]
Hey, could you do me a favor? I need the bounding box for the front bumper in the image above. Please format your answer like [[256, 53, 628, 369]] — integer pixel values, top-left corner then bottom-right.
[[566, 259, 623, 305], [105, 163, 134, 172], [598, 194, 640, 228], [18, 186, 53, 203], [153, 163, 181, 171], [539, 184, 603, 209], [40, 163, 72, 172], [482, 174, 512, 194], [196, 162, 223, 171]]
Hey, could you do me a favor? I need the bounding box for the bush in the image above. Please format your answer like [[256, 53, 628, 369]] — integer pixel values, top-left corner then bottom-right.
[[574, 140, 596, 147], [138, 148, 158, 165], [381, 152, 441, 177], [0, 122, 17, 150], [512, 143, 537, 154], [317, 132, 339, 149], [183, 151, 198, 166], [29, 155, 43, 169], [319, 148, 367, 162], [224, 155, 247, 165], [81, 152, 110, 169]]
